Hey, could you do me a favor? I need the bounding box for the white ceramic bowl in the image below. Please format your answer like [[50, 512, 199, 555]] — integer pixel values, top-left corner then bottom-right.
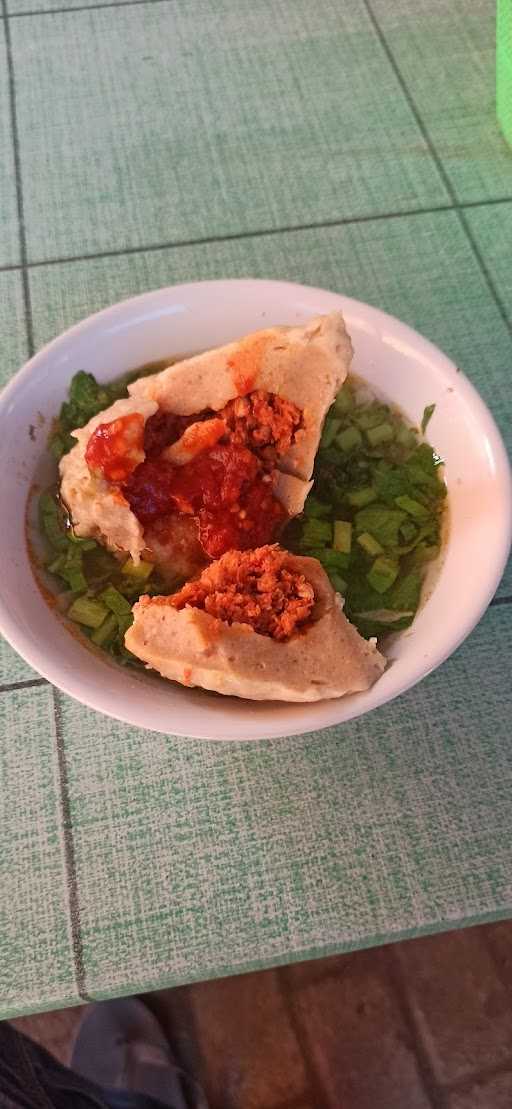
[[0, 280, 510, 739]]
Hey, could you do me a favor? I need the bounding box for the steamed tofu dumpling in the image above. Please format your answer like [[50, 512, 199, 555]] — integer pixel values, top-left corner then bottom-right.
[[125, 546, 386, 702], [129, 311, 352, 482], [59, 312, 351, 572], [59, 395, 158, 562]]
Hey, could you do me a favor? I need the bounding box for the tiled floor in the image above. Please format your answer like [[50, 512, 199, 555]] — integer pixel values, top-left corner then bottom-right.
[[9, 918, 512, 1108]]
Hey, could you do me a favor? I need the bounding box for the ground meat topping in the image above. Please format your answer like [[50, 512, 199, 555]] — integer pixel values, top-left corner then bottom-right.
[[219, 390, 303, 465], [167, 545, 315, 641]]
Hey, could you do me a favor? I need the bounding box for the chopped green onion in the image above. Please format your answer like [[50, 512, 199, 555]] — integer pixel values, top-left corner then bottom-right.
[[354, 608, 414, 624], [47, 554, 66, 575], [357, 532, 384, 557], [301, 518, 332, 548], [333, 520, 352, 554], [312, 548, 349, 573], [336, 426, 363, 452], [98, 585, 132, 617], [68, 596, 108, 629], [49, 434, 67, 461], [67, 532, 97, 550], [386, 569, 422, 612], [334, 386, 354, 415], [320, 418, 341, 449], [355, 405, 389, 431], [396, 424, 417, 449], [347, 486, 377, 508], [303, 497, 333, 520], [398, 519, 418, 544], [367, 556, 399, 595], [395, 495, 429, 520], [63, 566, 87, 592], [330, 572, 347, 594], [421, 403, 436, 435], [411, 543, 440, 566], [91, 612, 118, 646], [39, 493, 68, 550], [365, 422, 394, 447], [117, 613, 134, 638], [355, 505, 406, 549]]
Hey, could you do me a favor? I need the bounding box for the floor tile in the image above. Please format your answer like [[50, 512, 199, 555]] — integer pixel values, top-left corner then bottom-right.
[[152, 969, 308, 1109], [0, 27, 20, 267], [290, 948, 431, 1109], [284, 950, 356, 990], [0, 636, 41, 686], [464, 201, 512, 318], [8, 0, 140, 9], [0, 686, 79, 1017], [54, 605, 512, 1000], [448, 1071, 512, 1109], [11, 0, 448, 262], [28, 207, 512, 595], [370, 0, 512, 204], [397, 927, 512, 1084], [485, 918, 512, 990], [0, 268, 27, 389], [0, 268, 36, 685], [463, 201, 512, 599], [10, 1005, 85, 1065]]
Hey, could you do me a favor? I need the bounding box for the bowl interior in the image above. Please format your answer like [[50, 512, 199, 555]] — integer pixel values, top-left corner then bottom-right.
[[0, 279, 510, 739]]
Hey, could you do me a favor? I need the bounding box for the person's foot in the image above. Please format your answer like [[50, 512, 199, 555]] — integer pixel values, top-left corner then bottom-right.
[[71, 998, 207, 1108]]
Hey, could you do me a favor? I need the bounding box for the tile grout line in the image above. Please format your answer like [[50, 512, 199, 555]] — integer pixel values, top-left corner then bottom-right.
[[2, 0, 35, 357], [456, 205, 512, 338], [490, 595, 512, 607], [4, 0, 172, 14], [385, 947, 447, 1109], [362, 0, 512, 341], [51, 685, 92, 1003], [0, 676, 48, 692], [1, 205, 458, 274], [1, 196, 512, 279]]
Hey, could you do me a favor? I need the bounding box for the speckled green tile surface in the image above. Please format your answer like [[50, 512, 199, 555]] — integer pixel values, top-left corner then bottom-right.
[[0, 269, 28, 386], [0, 0, 511, 1018], [0, 27, 20, 267], [0, 686, 80, 1017], [369, 0, 512, 203], [58, 606, 512, 998], [11, 0, 449, 262]]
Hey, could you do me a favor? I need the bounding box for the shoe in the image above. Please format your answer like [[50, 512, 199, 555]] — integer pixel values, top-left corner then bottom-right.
[[71, 998, 207, 1108]]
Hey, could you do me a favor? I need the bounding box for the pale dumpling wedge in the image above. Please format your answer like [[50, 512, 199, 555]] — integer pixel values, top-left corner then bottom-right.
[[59, 312, 351, 564], [59, 395, 158, 562], [128, 310, 352, 482], [125, 547, 385, 702]]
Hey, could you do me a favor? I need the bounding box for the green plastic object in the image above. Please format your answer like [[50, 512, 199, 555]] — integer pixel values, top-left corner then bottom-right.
[[497, 0, 512, 147]]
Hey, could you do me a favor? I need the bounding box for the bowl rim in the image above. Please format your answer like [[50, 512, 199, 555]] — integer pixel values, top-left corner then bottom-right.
[[0, 278, 511, 739]]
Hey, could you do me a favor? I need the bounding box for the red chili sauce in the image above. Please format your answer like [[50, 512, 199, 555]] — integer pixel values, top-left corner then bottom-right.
[[85, 411, 286, 559], [85, 413, 145, 483]]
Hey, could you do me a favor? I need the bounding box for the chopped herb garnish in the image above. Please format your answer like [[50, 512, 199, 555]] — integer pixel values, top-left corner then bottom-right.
[[38, 488, 174, 667], [421, 403, 436, 435], [48, 364, 160, 460], [283, 376, 445, 639]]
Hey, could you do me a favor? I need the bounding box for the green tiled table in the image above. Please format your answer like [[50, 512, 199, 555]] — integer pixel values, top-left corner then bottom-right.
[[1, 0, 511, 1018]]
